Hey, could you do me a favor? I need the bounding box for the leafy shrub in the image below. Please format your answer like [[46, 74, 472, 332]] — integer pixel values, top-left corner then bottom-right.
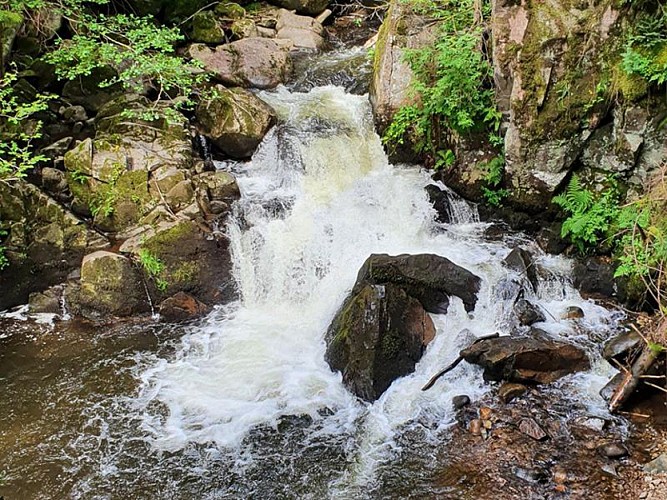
[[480, 155, 508, 207], [138, 249, 168, 291], [622, 3, 667, 87]]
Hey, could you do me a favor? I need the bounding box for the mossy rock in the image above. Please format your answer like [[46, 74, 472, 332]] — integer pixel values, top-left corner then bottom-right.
[[191, 11, 226, 44], [215, 2, 247, 18]]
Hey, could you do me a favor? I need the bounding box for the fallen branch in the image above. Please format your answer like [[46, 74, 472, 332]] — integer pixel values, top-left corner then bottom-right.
[[609, 345, 660, 413], [421, 332, 500, 391]]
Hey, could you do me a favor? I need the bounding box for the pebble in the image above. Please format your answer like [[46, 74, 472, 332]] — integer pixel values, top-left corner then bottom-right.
[[469, 419, 482, 435], [598, 442, 629, 459], [452, 395, 471, 409], [479, 406, 493, 420], [519, 417, 548, 441], [553, 470, 567, 484], [562, 306, 585, 319]]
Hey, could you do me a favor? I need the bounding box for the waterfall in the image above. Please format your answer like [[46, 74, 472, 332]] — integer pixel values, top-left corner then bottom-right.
[[134, 85, 620, 494]]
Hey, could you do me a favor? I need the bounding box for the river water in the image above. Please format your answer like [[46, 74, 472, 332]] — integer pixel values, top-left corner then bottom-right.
[[0, 49, 626, 498]]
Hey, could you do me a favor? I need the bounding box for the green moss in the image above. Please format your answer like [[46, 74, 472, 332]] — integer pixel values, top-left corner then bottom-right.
[[171, 260, 199, 285], [611, 62, 649, 102]]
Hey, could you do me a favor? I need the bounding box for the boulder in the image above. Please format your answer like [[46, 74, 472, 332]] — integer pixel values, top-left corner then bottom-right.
[[461, 334, 590, 384], [0, 180, 108, 311], [514, 298, 545, 326], [356, 253, 481, 313], [28, 285, 64, 314], [268, 0, 329, 16], [572, 256, 616, 298], [159, 291, 212, 321], [275, 9, 327, 51], [119, 219, 236, 305], [191, 10, 226, 43], [424, 184, 452, 224], [193, 170, 241, 215], [68, 251, 150, 318], [188, 38, 292, 89], [325, 282, 436, 401], [503, 247, 538, 292], [196, 86, 276, 158]]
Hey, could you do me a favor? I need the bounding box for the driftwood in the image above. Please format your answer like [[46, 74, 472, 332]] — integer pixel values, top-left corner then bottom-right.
[[421, 332, 500, 391], [609, 345, 660, 413]]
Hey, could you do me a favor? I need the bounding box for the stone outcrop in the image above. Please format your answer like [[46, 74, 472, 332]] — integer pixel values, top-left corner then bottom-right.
[[325, 282, 436, 402], [461, 333, 590, 384], [196, 86, 276, 158], [67, 251, 150, 318], [188, 38, 293, 89], [325, 253, 480, 401], [0, 180, 108, 311], [369, 0, 438, 156]]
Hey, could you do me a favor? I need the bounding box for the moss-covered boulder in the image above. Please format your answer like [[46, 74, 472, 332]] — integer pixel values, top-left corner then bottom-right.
[[0, 180, 109, 310], [325, 282, 436, 402], [67, 251, 150, 319], [1, 9, 23, 64], [191, 10, 226, 43], [188, 38, 293, 89], [196, 86, 276, 158], [119, 219, 236, 305], [63, 99, 195, 232]]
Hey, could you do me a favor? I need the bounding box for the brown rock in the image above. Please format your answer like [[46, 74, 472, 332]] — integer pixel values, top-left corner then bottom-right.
[[479, 406, 493, 421], [598, 442, 628, 459], [519, 417, 548, 441], [159, 292, 212, 322], [562, 306, 585, 319], [469, 419, 482, 435], [498, 382, 528, 403], [461, 335, 590, 384]]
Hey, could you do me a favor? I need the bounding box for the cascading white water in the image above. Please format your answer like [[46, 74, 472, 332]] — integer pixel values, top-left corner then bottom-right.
[[135, 85, 621, 493]]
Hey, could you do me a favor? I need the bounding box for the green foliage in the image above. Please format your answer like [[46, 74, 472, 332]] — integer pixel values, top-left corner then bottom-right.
[[383, 0, 500, 155], [0, 227, 8, 270], [622, 4, 667, 87], [41, 4, 203, 122], [138, 248, 168, 291], [0, 72, 51, 182], [434, 149, 455, 171], [479, 155, 508, 207], [553, 175, 621, 253], [89, 164, 124, 218]]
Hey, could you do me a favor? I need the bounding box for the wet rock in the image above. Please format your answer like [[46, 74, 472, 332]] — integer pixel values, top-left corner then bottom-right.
[[28, 285, 64, 314], [562, 306, 584, 319], [452, 395, 470, 409], [513, 466, 548, 482], [68, 251, 150, 318], [275, 9, 327, 51], [356, 253, 481, 314], [269, 0, 329, 16], [469, 418, 482, 435], [514, 298, 545, 326], [324, 282, 436, 402], [191, 10, 225, 43], [188, 38, 293, 89], [598, 442, 629, 459], [194, 171, 241, 216], [159, 291, 212, 322], [424, 184, 452, 223], [644, 453, 667, 474], [196, 86, 276, 158], [498, 382, 527, 403], [503, 247, 538, 291], [603, 330, 642, 364], [479, 406, 493, 421], [572, 256, 616, 297], [519, 417, 548, 441], [460, 335, 590, 384]]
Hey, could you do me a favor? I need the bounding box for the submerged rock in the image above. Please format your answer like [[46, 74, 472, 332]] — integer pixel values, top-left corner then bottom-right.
[[356, 253, 481, 313], [159, 291, 212, 322], [196, 86, 276, 158], [461, 334, 590, 384], [188, 38, 293, 89], [325, 282, 436, 402]]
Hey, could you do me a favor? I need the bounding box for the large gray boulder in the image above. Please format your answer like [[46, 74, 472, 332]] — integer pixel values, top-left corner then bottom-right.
[[325, 253, 480, 401], [357, 253, 481, 313], [325, 283, 436, 402], [188, 38, 293, 89], [196, 86, 276, 158], [275, 9, 327, 51]]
